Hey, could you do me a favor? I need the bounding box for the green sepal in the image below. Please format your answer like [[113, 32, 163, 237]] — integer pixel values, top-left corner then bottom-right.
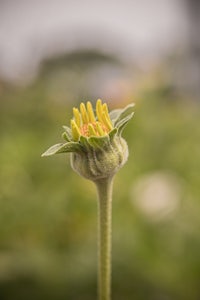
[[109, 109, 122, 123], [88, 135, 110, 149], [41, 142, 82, 157], [62, 125, 72, 141], [108, 128, 117, 141], [62, 132, 71, 142], [80, 135, 90, 150], [113, 103, 135, 127], [117, 112, 134, 135]]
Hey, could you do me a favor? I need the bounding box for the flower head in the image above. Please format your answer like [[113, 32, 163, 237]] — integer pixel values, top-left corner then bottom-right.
[[42, 99, 134, 181], [70, 99, 113, 140]]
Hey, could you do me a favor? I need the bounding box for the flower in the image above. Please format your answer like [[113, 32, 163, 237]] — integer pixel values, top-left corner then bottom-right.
[[42, 99, 134, 181]]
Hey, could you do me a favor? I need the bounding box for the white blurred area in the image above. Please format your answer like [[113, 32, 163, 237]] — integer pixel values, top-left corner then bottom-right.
[[0, 0, 190, 81], [131, 171, 182, 222], [0, 0, 199, 99]]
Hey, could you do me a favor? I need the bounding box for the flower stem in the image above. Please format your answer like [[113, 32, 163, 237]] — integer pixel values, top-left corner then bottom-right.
[[95, 176, 114, 300]]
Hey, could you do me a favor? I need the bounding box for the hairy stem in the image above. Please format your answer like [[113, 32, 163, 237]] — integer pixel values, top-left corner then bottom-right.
[[95, 176, 114, 300]]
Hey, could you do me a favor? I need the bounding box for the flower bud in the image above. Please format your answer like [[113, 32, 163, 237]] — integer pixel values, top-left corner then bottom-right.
[[70, 135, 128, 181], [42, 99, 134, 182]]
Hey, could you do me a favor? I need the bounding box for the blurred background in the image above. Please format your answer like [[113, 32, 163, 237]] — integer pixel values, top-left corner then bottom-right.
[[0, 0, 200, 299]]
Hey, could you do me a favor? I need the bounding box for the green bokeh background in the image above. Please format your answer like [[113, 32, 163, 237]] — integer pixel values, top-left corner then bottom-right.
[[0, 52, 200, 300]]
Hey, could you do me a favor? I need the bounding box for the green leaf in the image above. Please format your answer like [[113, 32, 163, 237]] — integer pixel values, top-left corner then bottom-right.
[[114, 103, 135, 127], [117, 112, 134, 135], [41, 142, 82, 157]]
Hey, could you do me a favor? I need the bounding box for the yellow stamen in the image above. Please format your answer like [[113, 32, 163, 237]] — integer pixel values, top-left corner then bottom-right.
[[80, 103, 89, 124], [73, 107, 81, 127], [87, 101, 96, 123], [71, 119, 81, 141]]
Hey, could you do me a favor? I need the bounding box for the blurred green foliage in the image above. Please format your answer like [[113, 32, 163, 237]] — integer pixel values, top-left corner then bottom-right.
[[0, 53, 200, 300]]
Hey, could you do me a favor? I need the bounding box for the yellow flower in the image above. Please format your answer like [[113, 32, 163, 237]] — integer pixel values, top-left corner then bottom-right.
[[42, 99, 134, 181], [70, 99, 113, 141]]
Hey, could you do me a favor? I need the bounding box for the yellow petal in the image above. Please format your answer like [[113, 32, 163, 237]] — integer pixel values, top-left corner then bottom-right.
[[96, 122, 105, 136], [87, 101, 96, 123], [88, 123, 96, 136], [80, 103, 89, 124], [96, 99, 103, 122], [102, 103, 109, 116], [102, 112, 113, 131], [102, 103, 113, 126], [71, 119, 81, 141], [73, 107, 81, 127]]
